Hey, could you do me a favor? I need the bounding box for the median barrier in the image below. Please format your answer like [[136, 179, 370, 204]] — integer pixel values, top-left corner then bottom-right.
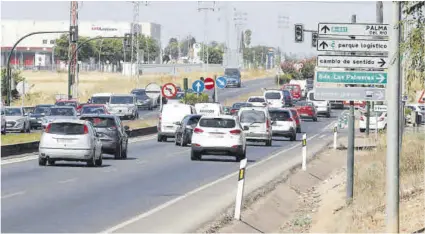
[[1, 126, 159, 158]]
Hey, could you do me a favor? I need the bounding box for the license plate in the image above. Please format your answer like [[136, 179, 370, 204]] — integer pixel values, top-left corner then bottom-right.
[[57, 139, 70, 143], [211, 135, 224, 138], [166, 126, 174, 129]]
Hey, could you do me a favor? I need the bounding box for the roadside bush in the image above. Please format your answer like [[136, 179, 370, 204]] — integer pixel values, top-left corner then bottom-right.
[[1, 68, 25, 102], [275, 73, 292, 85], [181, 93, 209, 105]]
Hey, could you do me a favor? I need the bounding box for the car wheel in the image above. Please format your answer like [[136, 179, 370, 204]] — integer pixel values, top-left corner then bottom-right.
[[1, 130, 5, 135], [95, 155, 103, 166], [87, 155, 96, 167], [38, 157, 47, 166], [47, 159, 55, 166], [122, 143, 128, 159], [290, 132, 297, 141], [266, 139, 272, 146], [157, 134, 163, 142], [360, 128, 365, 133], [175, 135, 180, 145], [313, 117, 318, 122], [21, 124, 26, 133], [236, 149, 246, 162], [191, 150, 201, 161], [326, 112, 331, 118], [114, 143, 122, 160], [181, 134, 188, 147]]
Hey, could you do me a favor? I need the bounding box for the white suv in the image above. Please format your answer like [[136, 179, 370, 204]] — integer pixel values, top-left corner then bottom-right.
[[268, 108, 297, 141], [238, 106, 273, 146], [107, 94, 138, 120], [190, 115, 247, 162]]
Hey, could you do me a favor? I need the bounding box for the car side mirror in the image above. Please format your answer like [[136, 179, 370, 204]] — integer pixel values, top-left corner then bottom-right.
[[243, 126, 249, 131], [124, 126, 130, 131], [174, 121, 181, 126], [186, 125, 193, 130]]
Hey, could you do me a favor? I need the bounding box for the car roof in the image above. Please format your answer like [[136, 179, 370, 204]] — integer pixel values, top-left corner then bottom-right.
[[248, 96, 265, 99], [5, 106, 22, 109], [200, 115, 236, 120], [51, 119, 87, 124], [56, 99, 77, 102], [268, 108, 290, 112], [80, 114, 115, 118], [92, 93, 113, 96], [239, 106, 267, 111], [51, 105, 75, 108], [83, 104, 105, 107], [36, 104, 54, 107], [264, 89, 281, 93], [111, 94, 135, 97]]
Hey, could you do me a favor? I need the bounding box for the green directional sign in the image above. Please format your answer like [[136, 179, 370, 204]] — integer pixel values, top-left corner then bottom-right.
[[315, 70, 387, 85]]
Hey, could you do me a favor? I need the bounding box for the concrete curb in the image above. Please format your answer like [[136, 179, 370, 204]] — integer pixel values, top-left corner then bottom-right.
[[1, 126, 158, 158]]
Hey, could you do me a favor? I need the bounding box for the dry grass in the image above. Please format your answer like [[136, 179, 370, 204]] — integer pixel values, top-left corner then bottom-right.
[[123, 117, 157, 130], [1, 132, 42, 145], [12, 69, 270, 106]]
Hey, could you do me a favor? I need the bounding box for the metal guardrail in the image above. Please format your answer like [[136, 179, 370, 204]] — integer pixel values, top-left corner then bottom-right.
[[1, 126, 158, 158]]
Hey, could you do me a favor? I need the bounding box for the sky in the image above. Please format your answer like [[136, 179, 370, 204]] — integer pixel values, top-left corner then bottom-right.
[[1, 1, 392, 56]]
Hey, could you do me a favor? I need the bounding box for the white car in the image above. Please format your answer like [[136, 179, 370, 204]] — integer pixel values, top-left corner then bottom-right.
[[194, 102, 223, 117], [190, 115, 247, 161], [90, 93, 113, 105], [264, 89, 285, 108], [4, 106, 31, 133], [246, 96, 268, 107], [268, 108, 297, 141], [238, 106, 273, 146], [158, 103, 197, 142], [38, 119, 103, 167], [307, 90, 331, 118], [1, 106, 6, 135], [107, 94, 138, 120], [359, 111, 387, 132]]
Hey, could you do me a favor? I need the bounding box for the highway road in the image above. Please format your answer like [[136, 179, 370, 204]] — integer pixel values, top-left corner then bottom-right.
[[136, 77, 275, 119], [1, 109, 342, 233]]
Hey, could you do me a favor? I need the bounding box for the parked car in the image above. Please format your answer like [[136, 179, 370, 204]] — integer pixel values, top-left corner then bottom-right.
[[80, 114, 129, 159], [41, 106, 78, 129], [238, 106, 273, 146], [289, 108, 302, 133], [294, 101, 318, 121], [1, 106, 6, 135], [359, 111, 387, 132], [246, 96, 268, 107], [224, 67, 242, 88], [264, 89, 285, 108], [131, 89, 156, 110], [80, 104, 109, 115], [307, 90, 331, 118], [230, 102, 254, 115], [190, 115, 247, 161], [157, 103, 197, 142], [4, 106, 31, 133], [268, 108, 297, 141], [29, 104, 54, 129], [38, 119, 103, 167], [107, 94, 138, 120], [174, 114, 202, 146], [282, 84, 302, 101]]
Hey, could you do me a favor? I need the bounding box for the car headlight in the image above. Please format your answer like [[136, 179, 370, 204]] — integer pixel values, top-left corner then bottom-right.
[[15, 118, 24, 123]]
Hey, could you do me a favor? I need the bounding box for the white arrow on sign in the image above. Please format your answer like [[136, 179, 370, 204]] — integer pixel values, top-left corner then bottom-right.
[[217, 79, 225, 87], [195, 82, 201, 92], [317, 39, 389, 52], [317, 55, 388, 69], [377, 74, 386, 84], [318, 23, 389, 37]]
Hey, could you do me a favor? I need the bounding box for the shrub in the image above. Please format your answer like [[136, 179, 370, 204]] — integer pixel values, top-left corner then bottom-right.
[[181, 93, 209, 105], [1, 68, 25, 101], [275, 73, 292, 85]]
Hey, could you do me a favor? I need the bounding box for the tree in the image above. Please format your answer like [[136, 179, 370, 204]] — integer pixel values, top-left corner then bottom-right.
[[179, 36, 196, 57], [1, 68, 25, 101], [198, 44, 224, 64], [162, 54, 170, 64], [53, 34, 95, 62]]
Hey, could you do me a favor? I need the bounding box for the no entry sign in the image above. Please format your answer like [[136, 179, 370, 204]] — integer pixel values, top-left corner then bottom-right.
[[204, 77, 215, 90]]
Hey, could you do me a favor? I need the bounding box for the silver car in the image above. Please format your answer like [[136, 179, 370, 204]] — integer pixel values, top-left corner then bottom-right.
[[4, 106, 31, 133], [38, 119, 103, 167], [107, 94, 138, 120], [41, 106, 78, 129]]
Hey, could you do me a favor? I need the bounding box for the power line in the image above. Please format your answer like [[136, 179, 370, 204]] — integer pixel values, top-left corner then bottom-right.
[[197, 1, 215, 74]]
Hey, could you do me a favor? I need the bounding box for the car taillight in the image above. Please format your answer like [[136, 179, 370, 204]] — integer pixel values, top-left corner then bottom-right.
[[266, 119, 270, 128], [379, 117, 385, 121], [45, 123, 51, 133], [194, 128, 204, 133], [230, 129, 241, 135], [360, 116, 364, 121], [83, 125, 89, 134]]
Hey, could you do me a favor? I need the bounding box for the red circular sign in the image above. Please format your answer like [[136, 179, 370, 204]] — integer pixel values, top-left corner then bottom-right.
[[204, 77, 215, 90], [161, 83, 177, 98]]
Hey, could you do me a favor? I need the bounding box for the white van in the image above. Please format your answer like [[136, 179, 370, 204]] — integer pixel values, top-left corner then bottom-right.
[[158, 103, 197, 142], [91, 93, 113, 104], [264, 90, 285, 108], [238, 106, 273, 146], [306, 90, 331, 118], [194, 103, 223, 117]]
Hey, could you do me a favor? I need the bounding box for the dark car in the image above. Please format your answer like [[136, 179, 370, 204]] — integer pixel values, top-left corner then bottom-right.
[[281, 90, 293, 107], [224, 67, 242, 88], [174, 114, 202, 147], [80, 114, 130, 159], [330, 101, 345, 109], [131, 89, 154, 110], [29, 104, 54, 129], [230, 102, 254, 115]]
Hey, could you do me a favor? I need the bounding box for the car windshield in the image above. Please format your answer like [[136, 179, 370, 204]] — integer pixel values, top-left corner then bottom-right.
[[269, 110, 291, 121], [81, 106, 106, 114], [225, 68, 240, 76], [295, 101, 314, 107], [5, 108, 22, 116], [232, 103, 253, 109], [265, 92, 281, 100], [80, 117, 116, 128], [48, 123, 85, 135], [240, 110, 266, 123], [55, 101, 77, 107], [309, 92, 323, 101], [91, 96, 111, 104], [199, 118, 236, 128], [24, 107, 34, 114], [284, 85, 300, 91], [48, 108, 75, 116], [34, 106, 51, 114], [132, 90, 149, 98], [248, 97, 265, 103], [187, 116, 201, 126], [110, 96, 133, 104]]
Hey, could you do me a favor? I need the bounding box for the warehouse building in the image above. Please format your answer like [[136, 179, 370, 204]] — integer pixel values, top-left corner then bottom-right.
[[0, 20, 161, 68]]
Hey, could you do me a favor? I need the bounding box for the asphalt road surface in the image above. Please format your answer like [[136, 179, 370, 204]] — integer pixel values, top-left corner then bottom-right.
[[1, 109, 342, 233]]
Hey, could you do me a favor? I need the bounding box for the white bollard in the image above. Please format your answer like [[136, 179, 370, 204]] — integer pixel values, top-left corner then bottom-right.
[[302, 133, 307, 171], [234, 158, 247, 220], [333, 123, 338, 149]]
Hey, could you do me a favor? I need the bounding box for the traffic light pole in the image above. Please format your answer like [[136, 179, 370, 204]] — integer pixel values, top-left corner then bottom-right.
[[67, 36, 125, 99], [5, 31, 69, 106]]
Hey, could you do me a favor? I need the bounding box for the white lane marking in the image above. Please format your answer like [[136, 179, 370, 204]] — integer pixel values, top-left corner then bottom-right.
[[1, 191, 26, 199], [136, 160, 147, 165], [319, 134, 326, 139], [165, 149, 190, 158], [101, 133, 321, 233], [103, 168, 118, 173], [58, 178, 77, 184]]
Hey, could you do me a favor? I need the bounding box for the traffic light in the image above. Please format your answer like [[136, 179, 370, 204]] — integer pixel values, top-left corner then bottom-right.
[[312, 32, 318, 47], [294, 24, 304, 43], [124, 33, 131, 48], [70, 26, 78, 43]]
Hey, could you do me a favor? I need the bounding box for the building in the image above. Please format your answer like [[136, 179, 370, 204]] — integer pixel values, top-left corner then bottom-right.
[[0, 19, 161, 68]]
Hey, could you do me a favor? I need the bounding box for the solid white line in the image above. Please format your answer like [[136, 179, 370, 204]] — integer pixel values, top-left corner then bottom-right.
[[101, 133, 321, 233], [1, 191, 26, 199], [58, 178, 77, 184], [319, 134, 326, 139]]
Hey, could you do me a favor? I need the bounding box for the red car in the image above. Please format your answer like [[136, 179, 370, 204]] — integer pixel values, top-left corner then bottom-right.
[[289, 108, 302, 133], [294, 101, 318, 122], [80, 104, 110, 115], [282, 84, 302, 101]]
